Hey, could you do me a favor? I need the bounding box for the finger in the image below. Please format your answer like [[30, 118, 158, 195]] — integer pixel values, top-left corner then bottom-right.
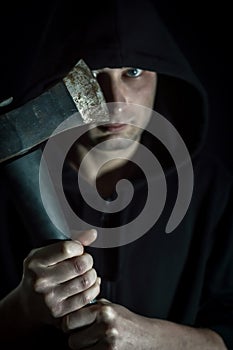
[[55, 278, 101, 317], [34, 254, 94, 292], [98, 298, 111, 304], [45, 252, 94, 285], [72, 229, 97, 246], [56, 268, 97, 301], [28, 240, 84, 267], [62, 302, 99, 332]]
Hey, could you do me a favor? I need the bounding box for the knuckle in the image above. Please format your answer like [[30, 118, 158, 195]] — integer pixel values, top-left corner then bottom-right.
[[44, 290, 54, 307], [50, 306, 61, 318], [80, 275, 90, 288], [33, 277, 47, 292], [44, 289, 63, 318], [81, 290, 92, 305], [50, 300, 63, 318], [104, 326, 119, 350], [99, 305, 115, 322], [73, 253, 92, 275], [24, 249, 45, 274], [24, 247, 44, 268], [106, 327, 118, 339], [24, 255, 36, 271], [80, 268, 97, 289], [73, 257, 86, 274]]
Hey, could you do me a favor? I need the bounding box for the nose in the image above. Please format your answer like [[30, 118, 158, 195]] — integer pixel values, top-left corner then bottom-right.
[[96, 72, 126, 104]]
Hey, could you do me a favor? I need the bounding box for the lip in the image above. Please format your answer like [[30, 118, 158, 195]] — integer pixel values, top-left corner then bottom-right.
[[98, 123, 128, 132]]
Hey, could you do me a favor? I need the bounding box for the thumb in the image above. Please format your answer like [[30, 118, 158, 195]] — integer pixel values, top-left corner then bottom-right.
[[71, 229, 97, 246]]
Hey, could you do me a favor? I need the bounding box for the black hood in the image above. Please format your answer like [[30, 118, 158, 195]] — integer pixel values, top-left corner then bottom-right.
[[0, 0, 208, 160]]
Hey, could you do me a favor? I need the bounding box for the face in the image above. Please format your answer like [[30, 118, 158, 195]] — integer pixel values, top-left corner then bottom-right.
[[82, 67, 157, 150]]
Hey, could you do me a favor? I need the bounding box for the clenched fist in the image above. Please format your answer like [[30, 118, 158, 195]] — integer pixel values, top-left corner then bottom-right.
[[18, 229, 101, 328]]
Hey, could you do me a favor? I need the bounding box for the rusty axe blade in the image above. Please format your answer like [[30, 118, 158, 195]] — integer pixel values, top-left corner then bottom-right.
[[0, 59, 109, 164]]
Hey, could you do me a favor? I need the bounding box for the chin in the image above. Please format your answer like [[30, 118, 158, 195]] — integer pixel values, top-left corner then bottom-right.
[[95, 137, 136, 151]]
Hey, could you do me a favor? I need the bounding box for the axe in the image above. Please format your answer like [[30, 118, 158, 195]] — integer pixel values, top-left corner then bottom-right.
[[0, 60, 109, 247]]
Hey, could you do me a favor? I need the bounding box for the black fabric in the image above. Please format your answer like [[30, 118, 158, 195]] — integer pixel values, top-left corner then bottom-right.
[[0, 0, 232, 348]]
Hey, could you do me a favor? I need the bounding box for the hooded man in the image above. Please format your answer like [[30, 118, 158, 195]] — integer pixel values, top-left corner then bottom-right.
[[0, 1, 232, 349]]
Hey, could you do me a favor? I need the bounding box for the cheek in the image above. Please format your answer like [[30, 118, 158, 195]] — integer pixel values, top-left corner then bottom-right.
[[140, 89, 155, 108], [142, 79, 157, 107], [124, 120, 149, 140], [129, 81, 156, 109]]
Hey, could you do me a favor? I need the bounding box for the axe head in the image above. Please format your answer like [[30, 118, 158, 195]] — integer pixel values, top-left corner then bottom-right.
[[0, 59, 109, 164]]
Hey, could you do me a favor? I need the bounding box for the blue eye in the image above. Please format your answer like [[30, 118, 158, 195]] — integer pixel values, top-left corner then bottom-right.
[[125, 68, 143, 78]]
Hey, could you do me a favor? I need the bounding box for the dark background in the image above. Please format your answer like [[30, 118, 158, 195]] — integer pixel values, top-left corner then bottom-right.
[[155, 1, 232, 174]]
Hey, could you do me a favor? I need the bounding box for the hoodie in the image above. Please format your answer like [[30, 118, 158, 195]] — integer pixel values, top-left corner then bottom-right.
[[0, 1, 232, 349]]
